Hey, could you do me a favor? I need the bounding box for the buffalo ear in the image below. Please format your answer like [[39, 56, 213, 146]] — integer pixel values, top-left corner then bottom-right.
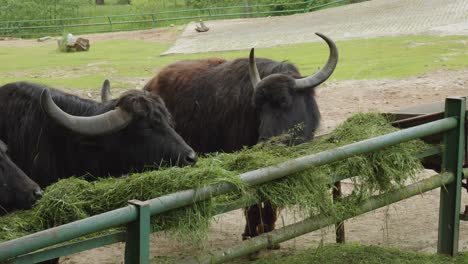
[[0, 140, 7, 153], [252, 86, 266, 108], [101, 79, 111, 103]]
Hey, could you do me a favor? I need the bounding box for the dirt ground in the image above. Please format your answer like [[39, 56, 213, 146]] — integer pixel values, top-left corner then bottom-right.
[[56, 68, 468, 264], [0, 27, 183, 48]]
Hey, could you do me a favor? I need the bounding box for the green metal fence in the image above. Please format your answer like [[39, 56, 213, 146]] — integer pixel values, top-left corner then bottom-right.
[[0, 0, 349, 38], [0, 97, 466, 263]]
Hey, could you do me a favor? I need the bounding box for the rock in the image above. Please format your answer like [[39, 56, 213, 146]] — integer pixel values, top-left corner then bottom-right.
[[195, 21, 209, 33], [37, 36, 52, 42], [0, 37, 20, 41], [57, 34, 90, 52]]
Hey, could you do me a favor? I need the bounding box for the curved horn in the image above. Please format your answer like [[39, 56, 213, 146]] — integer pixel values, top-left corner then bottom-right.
[[294, 32, 338, 91], [0, 139, 7, 153], [248, 48, 261, 89], [101, 79, 111, 102], [40, 88, 132, 136]]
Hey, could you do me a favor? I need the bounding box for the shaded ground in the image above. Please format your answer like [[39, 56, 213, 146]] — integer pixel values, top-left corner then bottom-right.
[[61, 68, 468, 264], [164, 0, 468, 54]]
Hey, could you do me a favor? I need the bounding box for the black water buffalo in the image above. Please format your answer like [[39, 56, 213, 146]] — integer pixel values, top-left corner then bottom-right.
[[0, 139, 42, 215], [139, 33, 338, 243], [0, 82, 197, 188]]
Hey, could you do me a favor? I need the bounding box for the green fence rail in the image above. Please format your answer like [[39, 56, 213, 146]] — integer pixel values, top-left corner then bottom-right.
[[0, 0, 350, 38], [0, 97, 466, 263]]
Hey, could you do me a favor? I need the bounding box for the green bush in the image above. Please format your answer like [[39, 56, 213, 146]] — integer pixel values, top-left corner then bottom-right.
[[268, 0, 366, 13], [0, 0, 93, 21], [184, 0, 207, 8], [269, 0, 308, 12], [131, 0, 161, 13]]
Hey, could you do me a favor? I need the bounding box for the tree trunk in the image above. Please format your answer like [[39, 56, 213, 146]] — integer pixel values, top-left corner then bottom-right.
[[96, 0, 105, 5]]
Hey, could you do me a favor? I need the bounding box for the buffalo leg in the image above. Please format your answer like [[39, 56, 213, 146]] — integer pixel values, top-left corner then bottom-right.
[[262, 200, 280, 250], [333, 181, 345, 243], [243, 204, 262, 239], [243, 204, 263, 260]]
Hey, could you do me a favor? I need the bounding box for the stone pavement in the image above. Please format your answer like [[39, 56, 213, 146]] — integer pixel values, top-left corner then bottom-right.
[[163, 0, 468, 55]]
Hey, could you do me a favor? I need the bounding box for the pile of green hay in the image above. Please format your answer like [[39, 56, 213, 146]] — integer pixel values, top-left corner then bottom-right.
[[0, 113, 427, 241], [252, 243, 465, 264]]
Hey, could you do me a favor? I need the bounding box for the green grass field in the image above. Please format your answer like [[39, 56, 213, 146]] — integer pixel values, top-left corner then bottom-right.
[[1, 34, 467, 90], [251, 243, 468, 264]]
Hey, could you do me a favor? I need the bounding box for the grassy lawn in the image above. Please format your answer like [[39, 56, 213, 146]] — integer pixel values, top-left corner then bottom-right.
[[251, 243, 468, 264], [0, 35, 467, 90]]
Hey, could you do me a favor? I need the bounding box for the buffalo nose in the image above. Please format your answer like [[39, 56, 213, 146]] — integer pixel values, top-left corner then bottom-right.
[[184, 151, 198, 166], [33, 187, 43, 199]]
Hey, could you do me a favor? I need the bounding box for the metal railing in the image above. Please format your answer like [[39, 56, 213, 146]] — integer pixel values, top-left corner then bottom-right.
[[0, 97, 465, 263], [0, 0, 349, 38]]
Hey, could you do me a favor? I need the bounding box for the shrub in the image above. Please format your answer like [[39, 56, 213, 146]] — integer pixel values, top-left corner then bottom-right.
[[0, 0, 92, 21]]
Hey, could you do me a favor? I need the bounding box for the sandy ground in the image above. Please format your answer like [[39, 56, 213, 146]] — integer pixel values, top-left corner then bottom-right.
[[0, 27, 183, 48], [57, 68, 468, 264]]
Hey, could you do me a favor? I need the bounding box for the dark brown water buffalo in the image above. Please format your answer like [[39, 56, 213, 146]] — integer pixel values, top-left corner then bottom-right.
[[0, 139, 42, 215], [0, 82, 197, 188], [104, 33, 338, 243]]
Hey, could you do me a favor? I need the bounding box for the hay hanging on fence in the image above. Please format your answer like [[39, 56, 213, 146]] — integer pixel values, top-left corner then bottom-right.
[[0, 113, 427, 241]]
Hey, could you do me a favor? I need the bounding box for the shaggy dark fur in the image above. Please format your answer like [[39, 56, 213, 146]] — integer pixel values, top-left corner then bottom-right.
[[0, 82, 195, 188], [145, 57, 322, 241], [0, 139, 41, 215], [145, 58, 320, 152]]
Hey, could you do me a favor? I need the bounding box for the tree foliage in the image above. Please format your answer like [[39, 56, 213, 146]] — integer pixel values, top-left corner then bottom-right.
[[184, 0, 209, 9], [131, 0, 161, 13], [269, 0, 367, 12], [0, 0, 92, 21]]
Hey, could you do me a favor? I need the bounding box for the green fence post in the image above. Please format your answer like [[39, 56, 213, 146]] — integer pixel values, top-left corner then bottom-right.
[[107, 16, 112, 32], [58, 19, 64, 35], [151, 14, 156, 28], [437, 97, 466, 256], [124, 200, 150, 264], [305, 0, 314, 12]]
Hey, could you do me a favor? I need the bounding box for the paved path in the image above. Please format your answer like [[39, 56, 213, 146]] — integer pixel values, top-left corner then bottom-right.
[[163, 0, 468, 55]]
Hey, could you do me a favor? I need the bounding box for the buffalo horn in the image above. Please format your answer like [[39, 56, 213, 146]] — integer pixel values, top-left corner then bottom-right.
[[248, 48, 261, 89], [40, 88, 132, 136], [293, 33, 338, 91], [101, 79, 111, 102]]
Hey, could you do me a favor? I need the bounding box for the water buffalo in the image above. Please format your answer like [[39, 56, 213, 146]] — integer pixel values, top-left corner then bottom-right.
[[139, 33, 338, 244], [0, 139, 42, 215], [0, 82, 197, 188]]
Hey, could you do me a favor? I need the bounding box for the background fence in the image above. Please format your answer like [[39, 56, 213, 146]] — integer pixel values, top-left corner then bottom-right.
[[0, 0, 351, 38]]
